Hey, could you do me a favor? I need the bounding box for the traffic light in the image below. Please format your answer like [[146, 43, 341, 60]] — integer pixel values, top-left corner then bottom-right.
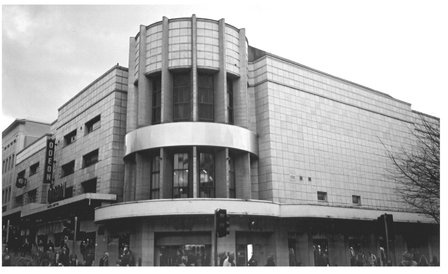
[[215, 209, 230, 237], [62, 217, 79, 240], [377, 214, 394, 241]]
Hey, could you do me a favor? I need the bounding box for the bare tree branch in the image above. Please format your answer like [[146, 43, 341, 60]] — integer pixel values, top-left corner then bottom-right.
[[379, 114, 440, 224]]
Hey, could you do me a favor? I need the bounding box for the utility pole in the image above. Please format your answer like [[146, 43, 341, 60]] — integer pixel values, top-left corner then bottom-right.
[[73, 216, 78, 253], [383, 214, 390, 263], [212, 209, 217, 266]]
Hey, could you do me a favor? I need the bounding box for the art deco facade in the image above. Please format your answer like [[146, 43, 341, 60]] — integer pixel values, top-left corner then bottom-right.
[[2, 16, 439, 266]]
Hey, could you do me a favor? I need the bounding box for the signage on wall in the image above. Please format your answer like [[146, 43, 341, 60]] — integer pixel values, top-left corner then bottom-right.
[[43, 137, 55, 184]]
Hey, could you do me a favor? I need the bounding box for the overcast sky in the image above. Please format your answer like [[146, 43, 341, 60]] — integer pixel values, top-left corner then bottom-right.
[[2, 1, 447, 131]]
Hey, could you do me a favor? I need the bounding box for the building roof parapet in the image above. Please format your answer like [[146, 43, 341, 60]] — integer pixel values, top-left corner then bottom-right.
[[2, 119, 51, 138], [412, 110, 440, 121], [249, 46, 412, 107], [57, 64, 128, 112], [134, 16, 243, 40], [15, 133, 52, 165]]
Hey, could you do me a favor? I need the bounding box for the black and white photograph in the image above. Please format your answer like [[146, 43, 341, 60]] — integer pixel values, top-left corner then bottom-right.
[[1, 0, 445, 269]]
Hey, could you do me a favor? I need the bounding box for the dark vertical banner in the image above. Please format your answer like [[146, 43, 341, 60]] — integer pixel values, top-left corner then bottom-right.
[[43, 137, 55, 184]]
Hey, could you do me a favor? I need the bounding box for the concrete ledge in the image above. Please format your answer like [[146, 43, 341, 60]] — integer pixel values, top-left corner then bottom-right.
[[94, 199, 435, 224], [125, 122, 258, 156]]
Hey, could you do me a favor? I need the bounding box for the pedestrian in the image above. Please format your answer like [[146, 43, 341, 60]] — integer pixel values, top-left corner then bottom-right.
[[289, 248, 297, 266], [47, 240, 54, 250], [47, 246, 56, 266], [248, 254, 257, 266], [368, 251, 377, 266], [21, 237, 31, 256], [229, 253, 235, 266], [80, 240, 87, 262], [265, 255, 275, 266], [61, 236, 70, 255], [222, 252, 232, 266], [99, 252, 109, 266], [59, 246, 70, 266], [40, 248, 51, 266], [69, 253, 79, 266], [322, 249, 330, 266], [119, 245, 135, 266], [85, 238, 95, 266]]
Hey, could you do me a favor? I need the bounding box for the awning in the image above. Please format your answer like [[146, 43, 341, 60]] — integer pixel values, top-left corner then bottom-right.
[[2, 206, 22, 218], [21, 193, 116, 218]]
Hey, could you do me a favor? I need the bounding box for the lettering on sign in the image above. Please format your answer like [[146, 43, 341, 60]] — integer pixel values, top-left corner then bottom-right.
[[43, 138, 55, 184]]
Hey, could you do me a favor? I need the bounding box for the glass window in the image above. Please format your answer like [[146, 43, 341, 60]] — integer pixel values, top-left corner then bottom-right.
[[151, 155, 161, 199], [27, 189, 37, 204], [82, 178, 97, 193], [198, 73, 214, 121], [229, 155, 236, 198], [83, 149, 99, 168], [227, 78, 234, 124], [152, 76, 162, 124], [352, 195, 361, 205], [157, 244, 211, 266], [317, 191, 327, 201], [29, 162, 39, 176], [85, 115, 101, 135], [61, 160, 75, 177], [173, 72, 191, 121], [198, 152, 214, 198], [64, 129, 77, 146], [173, 153, 190, 198], [65, 186, 73, 198], [313, 239, 330, 266], [15, 195, 23, 207]]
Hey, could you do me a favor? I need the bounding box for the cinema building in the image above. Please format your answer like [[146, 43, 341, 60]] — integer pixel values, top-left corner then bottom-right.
[[3, 16, 439, 266]]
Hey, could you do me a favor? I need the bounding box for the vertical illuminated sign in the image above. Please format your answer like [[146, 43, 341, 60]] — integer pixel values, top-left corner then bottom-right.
[[43, 137, 55, 184]]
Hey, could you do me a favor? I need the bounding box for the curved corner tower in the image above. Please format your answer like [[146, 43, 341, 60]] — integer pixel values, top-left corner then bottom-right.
[[123, 15, 257, 202]]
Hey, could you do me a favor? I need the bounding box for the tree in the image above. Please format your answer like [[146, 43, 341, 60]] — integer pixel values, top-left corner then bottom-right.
[[382, 113, 440, 224]]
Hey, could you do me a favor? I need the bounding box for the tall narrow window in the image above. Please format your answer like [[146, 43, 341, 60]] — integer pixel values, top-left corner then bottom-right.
[[198, 152, 215, 198], [150, 155, 160, 199], [198, 73, 214, 121], [152, 76, 162, 124], [229, 155, 236, 198], [173, 153, 190, 198], [173, 72, 191, 121], [27, 189, 37, 204], [227, 78, 234, 124]]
